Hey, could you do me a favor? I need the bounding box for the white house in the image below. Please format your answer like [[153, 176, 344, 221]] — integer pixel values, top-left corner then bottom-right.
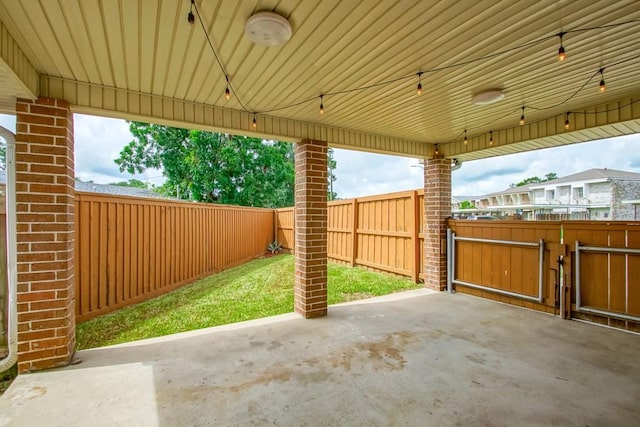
[[455, 168, 640, 220]]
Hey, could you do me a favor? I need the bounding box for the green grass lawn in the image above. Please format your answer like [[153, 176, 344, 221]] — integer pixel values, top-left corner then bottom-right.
[[76, 254, 421, 349]]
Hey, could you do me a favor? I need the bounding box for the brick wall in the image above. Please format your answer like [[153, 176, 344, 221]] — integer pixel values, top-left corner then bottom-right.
[[15, 97, 76, 372], [294, 139, 328, 318], [424, 156, 451, 291], [611, 180, 640, 220]]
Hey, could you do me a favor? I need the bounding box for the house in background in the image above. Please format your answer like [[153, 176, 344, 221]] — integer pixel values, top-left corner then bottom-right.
[[454, 168, 640, 220]]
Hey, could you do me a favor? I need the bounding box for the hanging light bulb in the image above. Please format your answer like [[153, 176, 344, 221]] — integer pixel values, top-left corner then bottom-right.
[[599, 68, 606, 92], [187, 0, 195, 24], [464, 129, 468, 145], [434, 144, 439, 156], [252, 113, 257, 129], [320, 95, 324, 115], [519, 106, 526, 126], [416, 72, 423, 96], [489, 131, 493, 145], [557, 32, 566, 62], [224, 76, 231, 100], [564, 112, 570, 130]]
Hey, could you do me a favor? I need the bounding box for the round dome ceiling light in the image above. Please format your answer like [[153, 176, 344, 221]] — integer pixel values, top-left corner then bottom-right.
[[471, 89, 505, 106], [245, 11, 292, 46]]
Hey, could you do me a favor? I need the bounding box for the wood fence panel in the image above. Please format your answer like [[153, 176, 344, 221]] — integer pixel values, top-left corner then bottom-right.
[[275, 208, 294, 249], [75, 192, 274, 322]]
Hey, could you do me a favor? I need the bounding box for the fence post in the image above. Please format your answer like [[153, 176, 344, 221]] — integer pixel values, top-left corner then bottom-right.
[[351, 199, 358, 267], [411, 191, 420, 283]]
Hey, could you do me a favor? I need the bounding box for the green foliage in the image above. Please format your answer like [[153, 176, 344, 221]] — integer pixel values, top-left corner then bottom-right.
[[267, 240, 282, 254], [328, 148, 338, 200], [115, 122, 295, 208], [0, 141, 5, 171], [109, 179, 149, 189], [513, 172, 558, 187], [75, 255, 421, 349], [459, 200, 475, 209]]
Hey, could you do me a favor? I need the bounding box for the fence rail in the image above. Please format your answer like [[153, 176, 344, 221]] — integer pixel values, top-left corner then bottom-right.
[[276, 190, 425, 282], [75, 192, 274, 322]]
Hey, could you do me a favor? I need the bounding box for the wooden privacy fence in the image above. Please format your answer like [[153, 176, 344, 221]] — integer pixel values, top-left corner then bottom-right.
[[276, 190, 425, 282], [75, 192, 274, 322], [448, 220, 640, 332]]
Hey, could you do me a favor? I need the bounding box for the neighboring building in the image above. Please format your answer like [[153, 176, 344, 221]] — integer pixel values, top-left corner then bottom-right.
[[454, 168, 640, 220]]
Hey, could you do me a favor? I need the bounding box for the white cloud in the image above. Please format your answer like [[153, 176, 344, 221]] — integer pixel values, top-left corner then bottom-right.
[[3, 112, 639, 199]]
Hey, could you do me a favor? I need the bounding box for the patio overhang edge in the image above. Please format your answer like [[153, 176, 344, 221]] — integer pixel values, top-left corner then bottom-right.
[[37, 76, 430, 158], [446, 95, 640, 162], [0, 19, 38, 109]]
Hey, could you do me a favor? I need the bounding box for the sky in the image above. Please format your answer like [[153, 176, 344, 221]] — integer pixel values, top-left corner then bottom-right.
[[1, 113, 639, 199]]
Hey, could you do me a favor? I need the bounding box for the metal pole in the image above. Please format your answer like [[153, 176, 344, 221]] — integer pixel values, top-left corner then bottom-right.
[[538, 239, 544, 303], [446, 228, 452, 293], [575, 241, 581, 310], [451, 231, 456, 293]]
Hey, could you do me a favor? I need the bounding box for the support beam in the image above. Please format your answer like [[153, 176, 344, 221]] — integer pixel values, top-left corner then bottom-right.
[[39, 76, 428, 158], [423, 155, 451, 291], [0, 19, 38, 112], [15, 97, 75, 372], [294, 139, 328, 318]]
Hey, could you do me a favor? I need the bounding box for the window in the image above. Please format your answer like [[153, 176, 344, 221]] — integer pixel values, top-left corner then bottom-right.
[[573, 187, 584, 198]]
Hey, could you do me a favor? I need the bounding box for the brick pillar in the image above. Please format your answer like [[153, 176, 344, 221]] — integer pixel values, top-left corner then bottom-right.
[[424, 155, 451, 291], [294, 139, 328, 318], [15, 97, 75, 372]]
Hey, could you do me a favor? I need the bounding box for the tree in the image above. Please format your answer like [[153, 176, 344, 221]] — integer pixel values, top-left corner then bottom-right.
[[109, 179, 149, 189], [0, 141, 5, 171], [513, 172, 558, 187], [459, 200, 475, 209], [115, 122, 295, 208], [327, 148, 338, 201]]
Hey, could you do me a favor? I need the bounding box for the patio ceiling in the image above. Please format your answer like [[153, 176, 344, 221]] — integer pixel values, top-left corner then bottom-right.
[[0, 0, 639, 160]]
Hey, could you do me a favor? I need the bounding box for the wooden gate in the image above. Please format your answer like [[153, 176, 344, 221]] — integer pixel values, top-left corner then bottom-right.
[[448, 220, 640, 332]]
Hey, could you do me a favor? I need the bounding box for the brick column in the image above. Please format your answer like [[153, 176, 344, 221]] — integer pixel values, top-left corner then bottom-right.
[[424, 155, 451, 291], [15, 97, 76, 372], [294, 139, 328, 318]]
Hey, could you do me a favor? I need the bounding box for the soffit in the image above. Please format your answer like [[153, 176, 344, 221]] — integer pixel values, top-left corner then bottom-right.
[[0, 0, 639, 158]]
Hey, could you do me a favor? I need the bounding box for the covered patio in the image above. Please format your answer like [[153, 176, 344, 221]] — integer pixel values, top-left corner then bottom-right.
[[2, 290, 639, 425], [1, 0, 640, 416]]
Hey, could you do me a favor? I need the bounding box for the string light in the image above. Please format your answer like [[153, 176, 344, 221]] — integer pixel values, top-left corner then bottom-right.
[[252, 113, 257, 129], [557, 32, 566, 62], [519, 106, 526, 125], [464, 129, 468, 145], [489, 131, 493, 145], [320, 95, 324, 115], [224, 76, 231, 100], [599, 68, 606, 92], [564, 112, 570, 129], [434, 144, 439, 156], [187, 0, 195, 25], [416, 72, 423, 96]]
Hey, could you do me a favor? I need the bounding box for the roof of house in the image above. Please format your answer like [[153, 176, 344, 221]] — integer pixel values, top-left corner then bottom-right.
[[530, 168, 640, 187], [74, 181, 169, 199], [0, 171, 169, 199]]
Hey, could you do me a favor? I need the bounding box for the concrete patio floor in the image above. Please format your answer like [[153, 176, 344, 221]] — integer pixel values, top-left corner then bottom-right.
[[1, 289, 639, 426]]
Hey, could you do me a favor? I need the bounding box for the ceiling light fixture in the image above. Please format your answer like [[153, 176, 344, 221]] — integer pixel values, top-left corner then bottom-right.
[[557, 32, 566, 62], [416, 72, 423, 96], [464, 129, 468, 145], [224, 76, 231, 100], [564, 112, 570, 130], [520, 106, 526, 125], [599, 68, 606, 92], [187, 0, 195, 25], [252, 113, 257, 128], [245, 11, 292, 46], [319, 95, 324, 115], [489, 131, 494, 145], [471, 89, 505, 106]]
